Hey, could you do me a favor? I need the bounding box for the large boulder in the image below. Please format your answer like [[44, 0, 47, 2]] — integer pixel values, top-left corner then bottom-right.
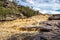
[[48, 14, 60, 20], [0, 14, 25, 21]]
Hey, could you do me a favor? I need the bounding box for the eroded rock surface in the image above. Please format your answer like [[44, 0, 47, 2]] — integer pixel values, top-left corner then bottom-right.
[[38, 20, 60, 40], [1, 20, 59, 40], [0, 15, 60, 40]]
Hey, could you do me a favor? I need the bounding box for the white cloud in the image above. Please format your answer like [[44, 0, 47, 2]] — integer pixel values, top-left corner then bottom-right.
[[9, 0, 13, 2], [39, 10, 60, 14], [19, 0, 60, 14], [26, 0, 35, 5]]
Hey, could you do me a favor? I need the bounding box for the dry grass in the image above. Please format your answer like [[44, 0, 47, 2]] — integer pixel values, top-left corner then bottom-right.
[[0, 14, 50, 40]]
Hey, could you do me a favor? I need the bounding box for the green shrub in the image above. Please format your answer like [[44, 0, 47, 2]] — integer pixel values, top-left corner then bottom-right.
[[18, 6, 37, 17], [0, 0, 39, 18], [0, 7, 11, 17]]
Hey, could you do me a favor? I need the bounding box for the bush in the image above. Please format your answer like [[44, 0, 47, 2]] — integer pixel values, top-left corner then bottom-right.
[[18, 6, 37, 17], [0, 0, 39, 18]]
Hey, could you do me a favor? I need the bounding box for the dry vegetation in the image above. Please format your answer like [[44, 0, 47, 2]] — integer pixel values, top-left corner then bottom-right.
[[0, 14, 51, 40]]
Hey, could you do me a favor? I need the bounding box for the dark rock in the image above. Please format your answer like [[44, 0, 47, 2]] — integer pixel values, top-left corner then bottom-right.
[[38, 20, 60, 40], [7, 33, 48, 40], [0, 14, 25, 21], [48, 14, 60, 20], [56, 22, 60, 28]]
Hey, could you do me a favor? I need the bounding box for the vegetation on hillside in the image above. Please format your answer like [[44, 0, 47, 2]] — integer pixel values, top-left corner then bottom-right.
[[0, 0, 40, 19]]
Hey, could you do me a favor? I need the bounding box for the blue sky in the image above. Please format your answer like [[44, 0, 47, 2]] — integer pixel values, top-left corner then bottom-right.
[[15, 0, 60, 14]]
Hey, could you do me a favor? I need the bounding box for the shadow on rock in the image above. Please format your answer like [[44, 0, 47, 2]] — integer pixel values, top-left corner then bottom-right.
[[7, 33, 47, 40]]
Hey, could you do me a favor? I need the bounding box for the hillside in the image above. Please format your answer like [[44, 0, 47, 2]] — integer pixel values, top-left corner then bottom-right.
[[0, 0, 40, 21]]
